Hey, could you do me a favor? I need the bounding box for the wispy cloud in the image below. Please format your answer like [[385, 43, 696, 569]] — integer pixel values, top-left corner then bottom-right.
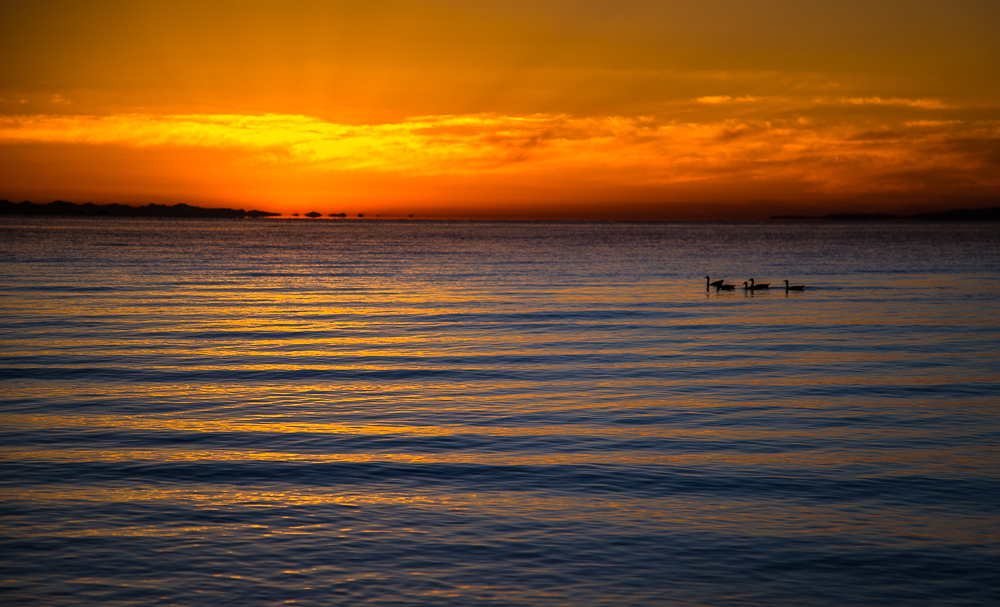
[[839, 97, 950, 109], [2, 111, 998, 199], [696, 96, 757, 104]]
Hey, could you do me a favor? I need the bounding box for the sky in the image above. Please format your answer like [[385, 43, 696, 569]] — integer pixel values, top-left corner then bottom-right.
[[1, 0, 999, 219]]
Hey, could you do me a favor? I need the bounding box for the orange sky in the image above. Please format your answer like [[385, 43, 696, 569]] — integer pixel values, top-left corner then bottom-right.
[[2, 0, 998, 219]]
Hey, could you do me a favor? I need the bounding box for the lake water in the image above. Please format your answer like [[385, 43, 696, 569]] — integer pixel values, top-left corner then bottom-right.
[[1, 217, 998, 606]]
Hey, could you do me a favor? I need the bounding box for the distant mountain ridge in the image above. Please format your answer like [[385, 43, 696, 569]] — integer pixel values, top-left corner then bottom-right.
[[772, 207, 1000, 221], [0, 200, 280, 218]]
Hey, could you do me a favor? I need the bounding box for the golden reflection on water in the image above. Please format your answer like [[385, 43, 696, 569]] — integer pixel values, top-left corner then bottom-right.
[[0, 410, 907, 440], [3, 229, 998, 605], [5, 485, 995, 546], [3, 447, 995, 472]]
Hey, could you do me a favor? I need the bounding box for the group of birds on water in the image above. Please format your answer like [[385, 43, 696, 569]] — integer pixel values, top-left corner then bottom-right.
[[706, 276, 806, 292]]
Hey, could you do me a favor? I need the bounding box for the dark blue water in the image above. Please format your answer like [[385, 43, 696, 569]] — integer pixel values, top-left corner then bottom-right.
[[2, 218, 999, 605]]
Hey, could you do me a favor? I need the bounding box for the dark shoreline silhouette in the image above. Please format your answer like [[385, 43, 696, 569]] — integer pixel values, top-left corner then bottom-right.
[[771, 207, 1000, 222], [3, 199, 998, 222], [0, 200, 280, 218]]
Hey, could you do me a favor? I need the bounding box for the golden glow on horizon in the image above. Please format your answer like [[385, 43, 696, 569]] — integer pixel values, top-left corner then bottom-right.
[[3, 105, 998, 218]]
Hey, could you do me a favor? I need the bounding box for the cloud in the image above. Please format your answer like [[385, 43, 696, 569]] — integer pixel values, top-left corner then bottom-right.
[[696, 96, 757, 104], [1, 111, 998, 201], [840, 97, 950, 109]]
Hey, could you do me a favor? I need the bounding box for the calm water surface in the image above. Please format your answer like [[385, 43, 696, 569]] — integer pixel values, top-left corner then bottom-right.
[[1, 218, 999, 605]]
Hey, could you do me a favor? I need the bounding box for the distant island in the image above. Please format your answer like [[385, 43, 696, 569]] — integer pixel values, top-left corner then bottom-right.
[[771, 207, 1000, 221], [0, 200, 280, 218]]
